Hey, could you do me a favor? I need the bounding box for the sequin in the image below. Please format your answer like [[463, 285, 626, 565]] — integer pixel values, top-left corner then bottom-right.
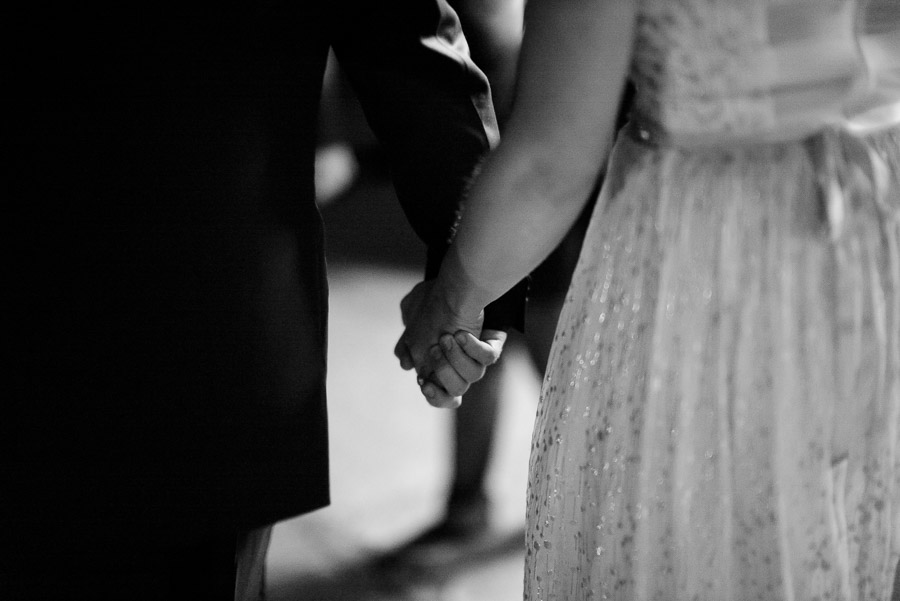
[[523, 1, 900, 599]]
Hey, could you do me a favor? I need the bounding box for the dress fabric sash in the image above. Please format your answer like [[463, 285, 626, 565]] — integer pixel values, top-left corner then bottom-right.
[[638, 1, 899, 148], [845, 0, 900, 133]]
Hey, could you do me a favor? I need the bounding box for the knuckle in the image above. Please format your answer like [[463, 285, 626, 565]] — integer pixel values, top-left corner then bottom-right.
[[449, 382, 468, 397], [462, 366, 483, 383], [430, 394, 453, 409]]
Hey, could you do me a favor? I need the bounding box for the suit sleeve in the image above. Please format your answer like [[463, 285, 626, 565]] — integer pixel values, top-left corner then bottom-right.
[[330, 0, 527, 331]]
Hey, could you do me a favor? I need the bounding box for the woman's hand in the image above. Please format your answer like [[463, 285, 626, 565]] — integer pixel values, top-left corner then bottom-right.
[[394, 279, 505, 408]]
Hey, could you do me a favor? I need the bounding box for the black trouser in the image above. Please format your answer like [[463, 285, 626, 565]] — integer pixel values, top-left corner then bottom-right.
[[3, 527, 271, 601]]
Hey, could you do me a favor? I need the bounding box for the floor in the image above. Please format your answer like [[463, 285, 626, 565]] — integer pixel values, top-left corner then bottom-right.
[[264, 161, 543, 601]]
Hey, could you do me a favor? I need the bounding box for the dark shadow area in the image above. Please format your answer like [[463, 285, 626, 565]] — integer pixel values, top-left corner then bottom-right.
[[321, 149, 427, 272]]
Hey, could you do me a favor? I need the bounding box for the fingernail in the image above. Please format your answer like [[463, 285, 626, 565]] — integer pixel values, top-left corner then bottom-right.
[[440, 334, 453, 351], [455, 332, 467, 345], [430, 345, 442, 360]]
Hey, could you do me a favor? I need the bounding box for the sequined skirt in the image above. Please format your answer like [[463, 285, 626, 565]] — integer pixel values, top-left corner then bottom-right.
[[525, 126, 900, 600]]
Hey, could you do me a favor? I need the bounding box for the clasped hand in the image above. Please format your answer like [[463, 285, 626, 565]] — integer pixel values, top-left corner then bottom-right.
[[394, 279, 506, 408]]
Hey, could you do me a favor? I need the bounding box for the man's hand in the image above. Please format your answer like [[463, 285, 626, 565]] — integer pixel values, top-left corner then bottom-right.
[[394, 279, 505, 408]]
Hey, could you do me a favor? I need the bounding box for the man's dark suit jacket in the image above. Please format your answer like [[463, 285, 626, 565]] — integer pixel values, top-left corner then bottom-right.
[[7, 0, 521, 564]]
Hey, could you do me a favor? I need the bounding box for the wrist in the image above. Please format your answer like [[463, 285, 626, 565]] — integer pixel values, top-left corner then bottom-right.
[[435, 246, 491, 324]]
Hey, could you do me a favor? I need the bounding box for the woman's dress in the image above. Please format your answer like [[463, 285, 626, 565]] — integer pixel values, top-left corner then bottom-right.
[[525, 1, 900, 599]]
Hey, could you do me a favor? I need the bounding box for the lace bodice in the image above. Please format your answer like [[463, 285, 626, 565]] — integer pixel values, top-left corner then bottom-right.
[[630, 0, 900, 144]]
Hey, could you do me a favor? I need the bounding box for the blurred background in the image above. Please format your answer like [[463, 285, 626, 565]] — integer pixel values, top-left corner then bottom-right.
[[265, 47, 542, 601], [259, 4, 589, 595]]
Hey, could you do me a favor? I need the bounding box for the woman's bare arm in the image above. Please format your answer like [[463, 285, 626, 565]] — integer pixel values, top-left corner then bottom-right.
[[399, 0, 638, 393]]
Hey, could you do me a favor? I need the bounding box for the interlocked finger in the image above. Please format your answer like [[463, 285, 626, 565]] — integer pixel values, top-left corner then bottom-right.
[[437, 334, 488, 384]]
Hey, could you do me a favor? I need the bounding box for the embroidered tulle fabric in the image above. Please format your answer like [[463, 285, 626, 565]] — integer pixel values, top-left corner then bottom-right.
[[524, 1, 900, 600]]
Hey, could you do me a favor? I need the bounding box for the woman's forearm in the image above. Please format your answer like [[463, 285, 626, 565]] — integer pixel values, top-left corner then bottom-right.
[[438, 140, 601, 317], [438, 0, 637, 316]]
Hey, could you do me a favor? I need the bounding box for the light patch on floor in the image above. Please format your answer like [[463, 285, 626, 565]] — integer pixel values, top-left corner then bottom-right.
[[267, 264, 539, 601]]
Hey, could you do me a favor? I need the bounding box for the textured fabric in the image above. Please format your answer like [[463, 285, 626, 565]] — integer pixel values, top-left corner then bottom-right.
[[525, 1, 900, 599], [631, 1, 898, 144]]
